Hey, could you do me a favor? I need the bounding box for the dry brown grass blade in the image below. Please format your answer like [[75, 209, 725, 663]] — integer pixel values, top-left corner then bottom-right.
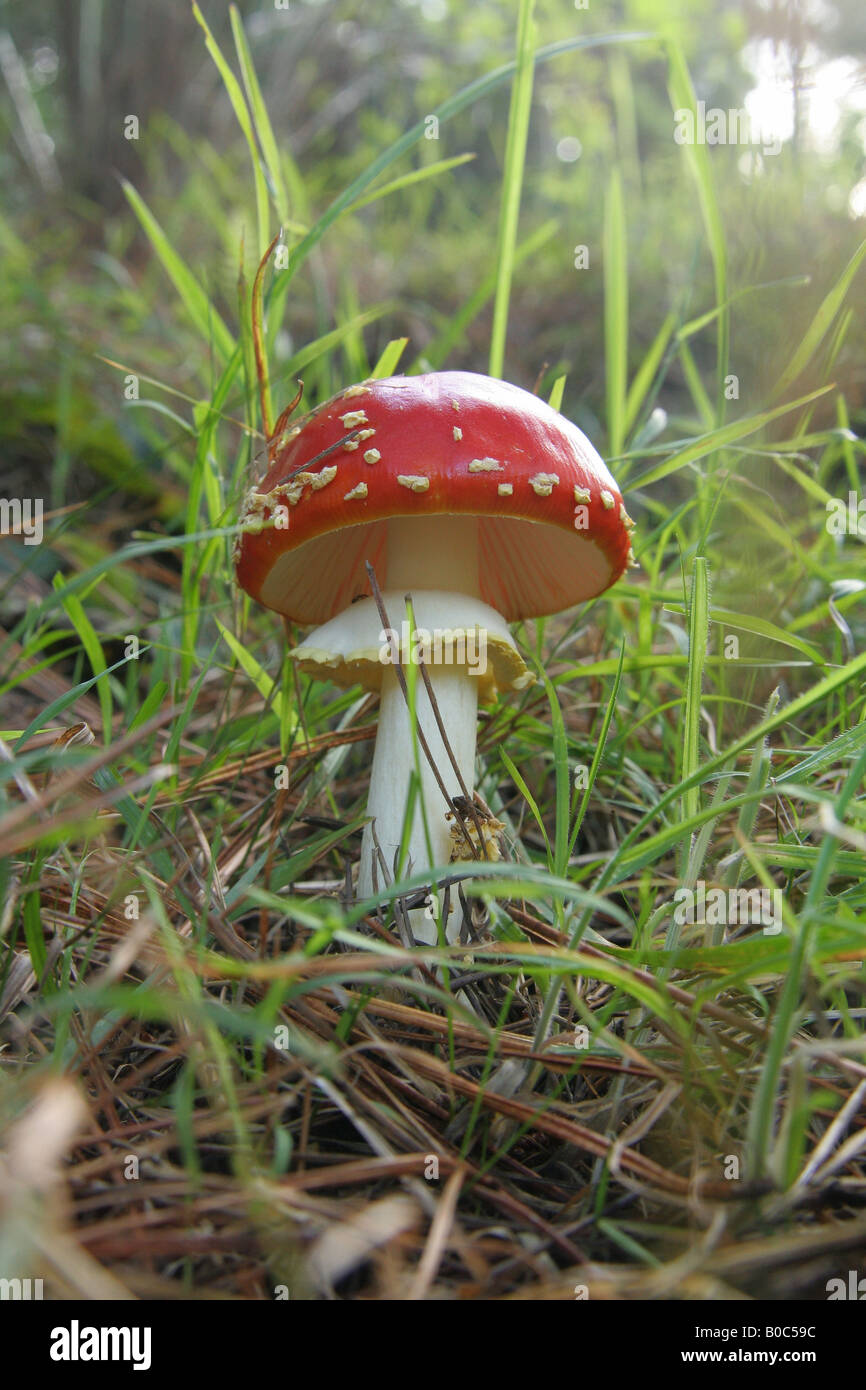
[[388, 1044, 726, 1198], [406, 1168, 465, 1300]]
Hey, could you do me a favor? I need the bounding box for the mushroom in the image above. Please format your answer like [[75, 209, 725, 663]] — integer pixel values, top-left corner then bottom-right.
[[235, 371, 634, 944]]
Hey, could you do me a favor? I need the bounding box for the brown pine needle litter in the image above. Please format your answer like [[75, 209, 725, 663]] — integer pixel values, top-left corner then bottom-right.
[[2, 625, 866, 1298]]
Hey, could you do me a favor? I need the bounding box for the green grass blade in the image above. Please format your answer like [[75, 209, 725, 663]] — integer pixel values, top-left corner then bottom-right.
[[721, 690, 779, 888], [667, 38, 728, 419], [773, 236, 866, 398], [540, 673, 570, 879], [371, 339, 409, 379], [604, 167, 628, 456], [623, 311, 676, 436], [192, 2, 270, 260], [681, 556, 709, 828], [229, 3, 290, 227], [488, 0, 537, 379], [568, 641, 625, 859], [281, 306, 391, 384], [122, 180, 235, 364], [128, 679, 168, 736], [499, 748, 551, 861], [678, 339, 715, 429], [547, 375, 566, 412], [23, 858, 48, 985], [54, 576, 112, 743], [631, 385, 833, 488], [746, 743, 866, 1177], [346, 154, 476, 213], [215, 619, 290, 730], [661, 601, 826, 666], [603, 647, 866, 891]]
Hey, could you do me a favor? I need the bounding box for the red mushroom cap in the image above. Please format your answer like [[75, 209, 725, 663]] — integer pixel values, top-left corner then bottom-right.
[[235, 371, 634, 625]]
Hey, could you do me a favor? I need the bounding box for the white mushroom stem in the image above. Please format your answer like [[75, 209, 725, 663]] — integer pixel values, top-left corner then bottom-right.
[[358, 515, 481, 945], [358, 663, 477, 944]]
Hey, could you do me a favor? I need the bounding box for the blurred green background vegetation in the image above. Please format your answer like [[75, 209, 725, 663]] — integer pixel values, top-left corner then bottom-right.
[[2, 0, 865, 755], [2, 0, 864, 513]]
